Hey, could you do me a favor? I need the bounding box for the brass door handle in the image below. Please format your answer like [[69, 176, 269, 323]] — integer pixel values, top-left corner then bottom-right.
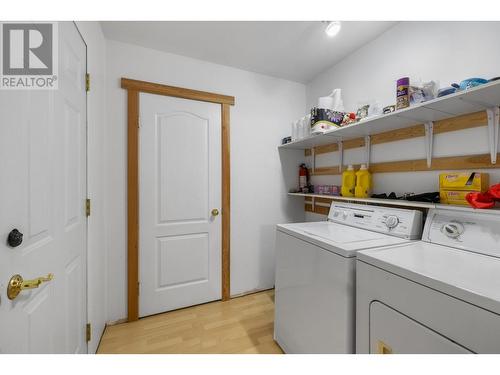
[[7, 273, 54, 300], [211, 209, 220, 216]]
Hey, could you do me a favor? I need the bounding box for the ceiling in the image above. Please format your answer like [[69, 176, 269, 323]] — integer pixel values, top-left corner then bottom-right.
[[100, 21, 397, 83]]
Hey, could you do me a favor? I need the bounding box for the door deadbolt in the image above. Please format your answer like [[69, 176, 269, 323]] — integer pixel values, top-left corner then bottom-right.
[[7, 229, 23, 248]]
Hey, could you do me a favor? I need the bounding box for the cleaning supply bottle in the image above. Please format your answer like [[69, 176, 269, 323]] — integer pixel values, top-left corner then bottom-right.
[[341, 165, 356, 197], [355, 164, 372, 198]]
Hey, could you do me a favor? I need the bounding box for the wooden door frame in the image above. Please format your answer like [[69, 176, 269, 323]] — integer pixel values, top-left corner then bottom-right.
[[121, 78, 235, 322]]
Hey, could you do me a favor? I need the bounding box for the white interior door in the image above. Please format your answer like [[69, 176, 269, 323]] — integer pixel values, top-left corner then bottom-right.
[[139, 93, 222, 317], [0, 22, 87, 353]]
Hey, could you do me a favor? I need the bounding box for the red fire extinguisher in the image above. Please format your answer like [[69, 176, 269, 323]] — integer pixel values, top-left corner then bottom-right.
[[299, 163, 309, 192]]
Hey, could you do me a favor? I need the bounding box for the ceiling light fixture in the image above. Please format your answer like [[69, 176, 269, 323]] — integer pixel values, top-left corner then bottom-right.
[[324, 21, 341, 37]]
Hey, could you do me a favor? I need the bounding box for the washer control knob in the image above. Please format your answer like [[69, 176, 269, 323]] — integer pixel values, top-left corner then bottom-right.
[[385, 215, 399, 229], [441, 222, 464, 238], [342, 211, 348, 220]]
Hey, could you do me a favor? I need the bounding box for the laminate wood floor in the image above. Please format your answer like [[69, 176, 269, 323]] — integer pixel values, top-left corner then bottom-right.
[[97, 289, 283, 354]]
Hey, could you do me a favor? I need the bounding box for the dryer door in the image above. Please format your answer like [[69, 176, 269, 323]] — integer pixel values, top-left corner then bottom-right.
[[369, 302, 472, 354]]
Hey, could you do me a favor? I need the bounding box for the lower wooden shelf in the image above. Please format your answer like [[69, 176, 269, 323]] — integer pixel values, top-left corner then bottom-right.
[[289, 192, 500, 214]]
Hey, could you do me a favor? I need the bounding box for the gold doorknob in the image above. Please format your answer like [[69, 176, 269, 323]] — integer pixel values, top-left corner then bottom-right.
[[211, 209, 220, 216], [7, 273, 53, 300]]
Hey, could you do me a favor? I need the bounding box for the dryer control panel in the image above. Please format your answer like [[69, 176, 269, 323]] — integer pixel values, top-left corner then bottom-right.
[[328, 203, 423, 239], [425, 208, 500, 258]]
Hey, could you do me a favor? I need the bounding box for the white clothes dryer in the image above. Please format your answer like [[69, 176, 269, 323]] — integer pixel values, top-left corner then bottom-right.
[[356, 207, 500, 354]]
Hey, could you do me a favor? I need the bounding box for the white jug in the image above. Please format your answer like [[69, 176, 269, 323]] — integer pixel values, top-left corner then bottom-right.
[[318, 88, 344, 111]]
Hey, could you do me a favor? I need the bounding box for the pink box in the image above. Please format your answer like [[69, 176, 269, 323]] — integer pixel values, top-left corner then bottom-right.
[[314, 185, 340, 196]]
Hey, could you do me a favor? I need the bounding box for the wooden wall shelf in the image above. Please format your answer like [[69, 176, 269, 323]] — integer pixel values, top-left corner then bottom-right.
[[279, 79, 500, 151], [289, 193, 500, 215], [280, 81, 500, 175], [289, 192, 435, 209], [283, 81, 500, 216]]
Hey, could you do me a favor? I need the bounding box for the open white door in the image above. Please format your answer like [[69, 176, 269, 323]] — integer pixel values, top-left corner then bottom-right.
[[139, 93, 222, 317], [0, 22, 88, 353]]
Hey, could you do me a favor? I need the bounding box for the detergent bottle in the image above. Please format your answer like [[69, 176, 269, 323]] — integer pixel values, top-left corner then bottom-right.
[[341, 165, 356, 197], [355, 164, 372, 198]]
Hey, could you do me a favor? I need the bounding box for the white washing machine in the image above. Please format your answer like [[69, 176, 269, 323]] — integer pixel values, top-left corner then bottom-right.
[[356, 206, 500, 354], [274, 202, 423, 353]]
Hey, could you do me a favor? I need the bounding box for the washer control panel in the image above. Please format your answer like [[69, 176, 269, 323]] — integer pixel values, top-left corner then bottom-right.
[[328, 203, 423, 239]]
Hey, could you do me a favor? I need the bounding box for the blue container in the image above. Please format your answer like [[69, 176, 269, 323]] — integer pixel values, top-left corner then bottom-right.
[[451, 78, 488, 91]]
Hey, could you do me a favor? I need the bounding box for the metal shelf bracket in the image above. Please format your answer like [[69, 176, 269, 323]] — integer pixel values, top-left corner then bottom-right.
[[424, 121, 434, 168], [338, 141, 343, 173], [487, 107, 500, 164], [364, 136, 371, 167]]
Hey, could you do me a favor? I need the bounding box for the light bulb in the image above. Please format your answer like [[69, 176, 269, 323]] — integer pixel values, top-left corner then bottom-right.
[[325, 21, 341, 37]]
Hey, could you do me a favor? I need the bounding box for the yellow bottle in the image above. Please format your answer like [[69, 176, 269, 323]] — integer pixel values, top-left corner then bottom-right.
[[341, 165, 356, 197], [355, 164, 372, 198]]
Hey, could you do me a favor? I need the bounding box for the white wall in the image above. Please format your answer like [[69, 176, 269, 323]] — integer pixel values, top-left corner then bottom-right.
[[105, 40, 305, 322], [75, 21, 107, 353], [305, 21, 500, 219]]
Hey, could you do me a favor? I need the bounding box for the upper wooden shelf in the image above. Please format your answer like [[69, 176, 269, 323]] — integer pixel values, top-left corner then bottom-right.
[[279, 79, 500, 150]]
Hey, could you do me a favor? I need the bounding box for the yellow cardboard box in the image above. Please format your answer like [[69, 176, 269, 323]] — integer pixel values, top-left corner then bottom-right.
[[439, 190, 475, 206], [439, 172, 489, 192]]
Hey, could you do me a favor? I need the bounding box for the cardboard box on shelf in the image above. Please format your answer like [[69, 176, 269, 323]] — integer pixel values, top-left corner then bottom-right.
[[439, 190, 475, 206], [439, 172, 489, 192]]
